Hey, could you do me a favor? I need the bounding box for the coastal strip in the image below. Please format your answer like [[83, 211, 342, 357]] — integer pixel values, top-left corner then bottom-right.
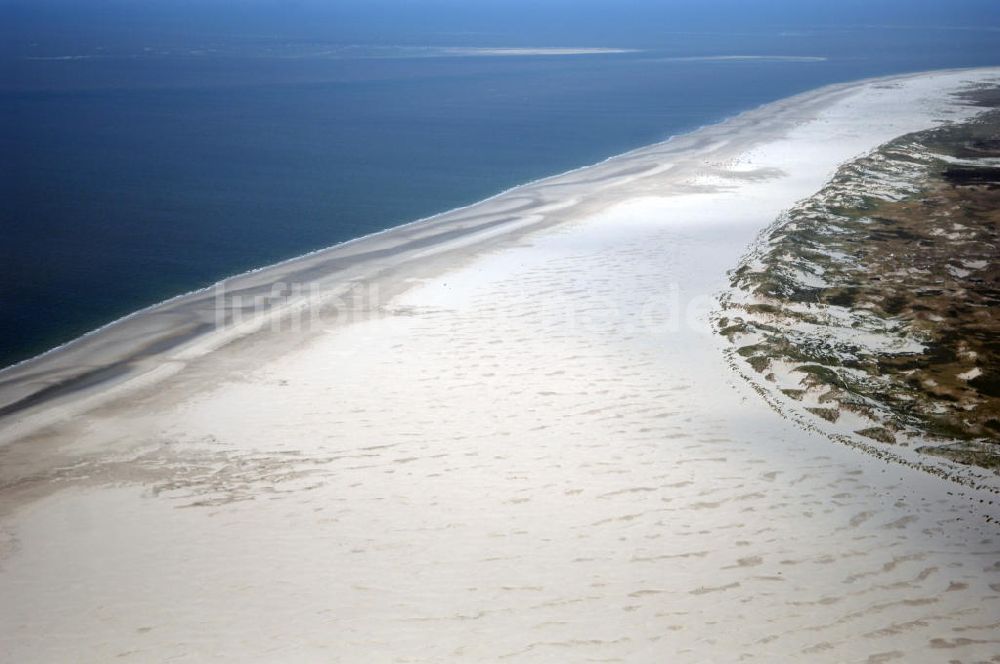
[[2, 67, 1000, 663]]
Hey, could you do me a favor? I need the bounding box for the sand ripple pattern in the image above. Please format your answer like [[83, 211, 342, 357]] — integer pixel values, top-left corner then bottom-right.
[[3, 212, 999, 663]]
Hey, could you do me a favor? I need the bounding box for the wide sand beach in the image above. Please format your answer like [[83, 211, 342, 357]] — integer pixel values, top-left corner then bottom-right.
[[2, 68, 1000, 662]]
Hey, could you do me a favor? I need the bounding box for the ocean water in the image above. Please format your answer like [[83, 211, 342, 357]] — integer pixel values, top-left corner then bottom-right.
[[2, 21, 1000, 368]]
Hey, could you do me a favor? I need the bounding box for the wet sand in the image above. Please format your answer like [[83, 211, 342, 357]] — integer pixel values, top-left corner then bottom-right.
[[2, 68, 1000, 662]]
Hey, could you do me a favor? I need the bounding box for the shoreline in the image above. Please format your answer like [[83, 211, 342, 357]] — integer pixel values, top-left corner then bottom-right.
[[3, 66, 1000, 661], [1, 66, 992, 444]]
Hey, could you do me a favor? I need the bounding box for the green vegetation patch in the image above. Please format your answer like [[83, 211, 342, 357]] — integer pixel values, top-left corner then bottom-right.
[[721, 102, 1000, 470]]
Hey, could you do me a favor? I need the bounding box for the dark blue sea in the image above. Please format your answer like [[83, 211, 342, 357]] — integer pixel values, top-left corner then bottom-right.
[[2, 4, 1000, 367]]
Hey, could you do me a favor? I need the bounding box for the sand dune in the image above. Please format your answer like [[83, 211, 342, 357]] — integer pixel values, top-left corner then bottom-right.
[[2, 68, 1000, 662]]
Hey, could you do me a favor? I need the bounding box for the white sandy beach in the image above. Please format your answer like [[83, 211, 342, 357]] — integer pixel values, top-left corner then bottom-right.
[[2, 68, 1000, 662]]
